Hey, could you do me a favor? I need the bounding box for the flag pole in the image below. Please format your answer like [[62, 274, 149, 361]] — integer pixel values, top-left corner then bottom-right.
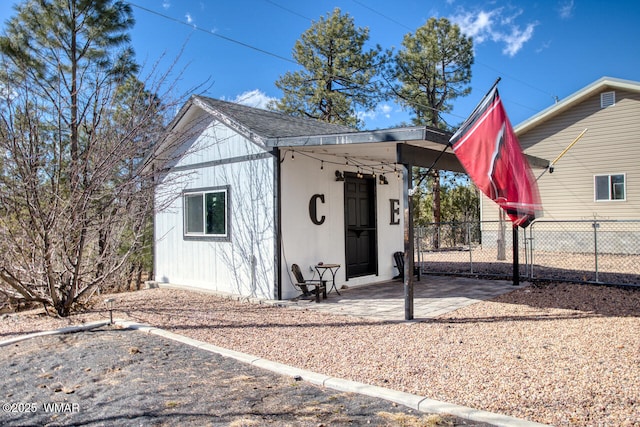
[[465, 77, 501, 119], [414, 77, 504, 190], [412, 144, 450, 189], [536, 128, 588, 181], [551, 128, 588, 166], [512, 224, 519, 286], [488, 76, 502, 92], [451, 77, 502, 139]]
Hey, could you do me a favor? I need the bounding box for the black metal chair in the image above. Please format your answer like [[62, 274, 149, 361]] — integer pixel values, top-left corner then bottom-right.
[[393, 251, 421, 281], [291, 264, 327, 302]]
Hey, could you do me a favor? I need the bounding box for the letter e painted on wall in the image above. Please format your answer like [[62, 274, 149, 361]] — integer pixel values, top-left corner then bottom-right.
[[389, 199, 400, 225]]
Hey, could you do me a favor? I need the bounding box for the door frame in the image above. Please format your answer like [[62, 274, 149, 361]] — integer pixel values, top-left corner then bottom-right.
[[343, 173, 378, 280]]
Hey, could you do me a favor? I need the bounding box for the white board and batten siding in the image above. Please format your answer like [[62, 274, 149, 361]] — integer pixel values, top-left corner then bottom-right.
[[279, 152, 405, 299], [154, 117, 276, 300]]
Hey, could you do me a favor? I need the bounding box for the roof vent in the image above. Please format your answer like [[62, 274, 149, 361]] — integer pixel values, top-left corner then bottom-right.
[[600, 91, 615, 108]]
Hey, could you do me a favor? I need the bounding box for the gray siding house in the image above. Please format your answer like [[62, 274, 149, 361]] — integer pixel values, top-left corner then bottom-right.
[[481, 76, 640, 222]]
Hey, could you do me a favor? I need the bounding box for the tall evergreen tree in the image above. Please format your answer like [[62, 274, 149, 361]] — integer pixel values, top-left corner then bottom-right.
[[271, 8, 387, 129], [392, 17, 474, 235], [0, 0, 137, 184], [392, 17, 473, 129]]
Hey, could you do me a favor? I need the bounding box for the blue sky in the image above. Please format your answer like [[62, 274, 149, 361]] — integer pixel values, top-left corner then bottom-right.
[[1, 0, 639, 129]]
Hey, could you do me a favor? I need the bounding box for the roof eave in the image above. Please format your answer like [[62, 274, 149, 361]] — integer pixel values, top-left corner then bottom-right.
[[193, 96, 269, 148], [515, 76, 640, 135], [267, 126, 451, 148], [139, 96, 200, 174]]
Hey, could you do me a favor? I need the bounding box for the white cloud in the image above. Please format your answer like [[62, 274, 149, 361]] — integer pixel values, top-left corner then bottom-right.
[[501, 23, 536, 56], [162, 1, 170, 10], [450, 7, 537, 57], [185, 12, 193, 24], [233, 89, 277, 110], [451, 10, 495, 44], [357, 103, 395, 124], [535, 40, 552, 54], [380, 104, 393, 118], [558, 0, 575, 19], [358, 110, 376, 121]]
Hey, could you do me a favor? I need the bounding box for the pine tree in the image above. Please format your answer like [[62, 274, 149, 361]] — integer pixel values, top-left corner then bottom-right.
[[271, 8, 387, 129], [392, 17, 474, 240], [393, 17, 473, 129]]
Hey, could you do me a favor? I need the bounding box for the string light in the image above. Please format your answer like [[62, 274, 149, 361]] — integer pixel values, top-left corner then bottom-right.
[[285, 149, 401, 180]]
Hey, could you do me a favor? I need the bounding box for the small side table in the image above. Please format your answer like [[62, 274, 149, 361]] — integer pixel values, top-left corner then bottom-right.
[[315, 264, 341, 295]]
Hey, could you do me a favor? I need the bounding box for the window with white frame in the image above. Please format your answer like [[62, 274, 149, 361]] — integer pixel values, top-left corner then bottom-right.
[[594, 174, 625, 201], [184, 187, 229, 238]]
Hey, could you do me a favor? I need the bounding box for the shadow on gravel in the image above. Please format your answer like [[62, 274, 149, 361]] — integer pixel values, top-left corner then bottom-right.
[[116, 304, 390, 331], [490, 282, 640, 318]]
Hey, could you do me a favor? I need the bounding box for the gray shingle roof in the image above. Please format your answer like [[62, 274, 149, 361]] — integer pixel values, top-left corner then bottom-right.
[[195, 95, 357, 139]]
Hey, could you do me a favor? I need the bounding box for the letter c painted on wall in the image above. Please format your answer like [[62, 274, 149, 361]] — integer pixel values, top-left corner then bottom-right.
[[309, 194, 326, 225]]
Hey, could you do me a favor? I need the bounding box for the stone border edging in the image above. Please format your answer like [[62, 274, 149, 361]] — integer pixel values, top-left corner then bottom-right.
[[0, 320, 110, 347]]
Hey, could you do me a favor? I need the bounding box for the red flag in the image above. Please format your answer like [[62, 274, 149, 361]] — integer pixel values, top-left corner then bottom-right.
[[450, 85, 542, 227]]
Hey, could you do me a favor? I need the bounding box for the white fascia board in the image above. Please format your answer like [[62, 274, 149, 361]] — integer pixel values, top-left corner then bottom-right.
[[267, 126, 449, 148], [515, 76, 640, 135]]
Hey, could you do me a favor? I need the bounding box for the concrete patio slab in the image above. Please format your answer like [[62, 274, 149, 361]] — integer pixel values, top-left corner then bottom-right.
[[289, 275, 521, 321]]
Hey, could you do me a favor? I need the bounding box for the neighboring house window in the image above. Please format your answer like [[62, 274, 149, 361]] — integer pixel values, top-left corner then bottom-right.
[[184, 186, 229, 239], [600, 91, 615, 108], [594, 174, 625, 201]]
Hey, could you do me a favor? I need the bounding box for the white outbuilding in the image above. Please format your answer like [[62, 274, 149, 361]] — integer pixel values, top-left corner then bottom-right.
[[151, 96, 464, 307]]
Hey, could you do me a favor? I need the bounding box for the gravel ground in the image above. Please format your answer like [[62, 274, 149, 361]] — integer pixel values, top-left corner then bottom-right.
[[1, 328, 482, 427], [1, 282, 638, 426]]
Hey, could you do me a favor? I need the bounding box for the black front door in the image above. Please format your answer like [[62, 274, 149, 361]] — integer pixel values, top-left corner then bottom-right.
[[344, 174, 377, 278]]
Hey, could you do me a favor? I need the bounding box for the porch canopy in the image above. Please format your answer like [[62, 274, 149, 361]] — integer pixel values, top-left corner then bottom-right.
[[271, 126, 463, 172], [268, 125, 548, 172], [268, 126, 549, 321]]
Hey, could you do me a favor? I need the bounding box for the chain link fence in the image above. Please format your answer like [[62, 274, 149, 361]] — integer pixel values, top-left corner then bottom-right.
[[415, 220, 640, 286]]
